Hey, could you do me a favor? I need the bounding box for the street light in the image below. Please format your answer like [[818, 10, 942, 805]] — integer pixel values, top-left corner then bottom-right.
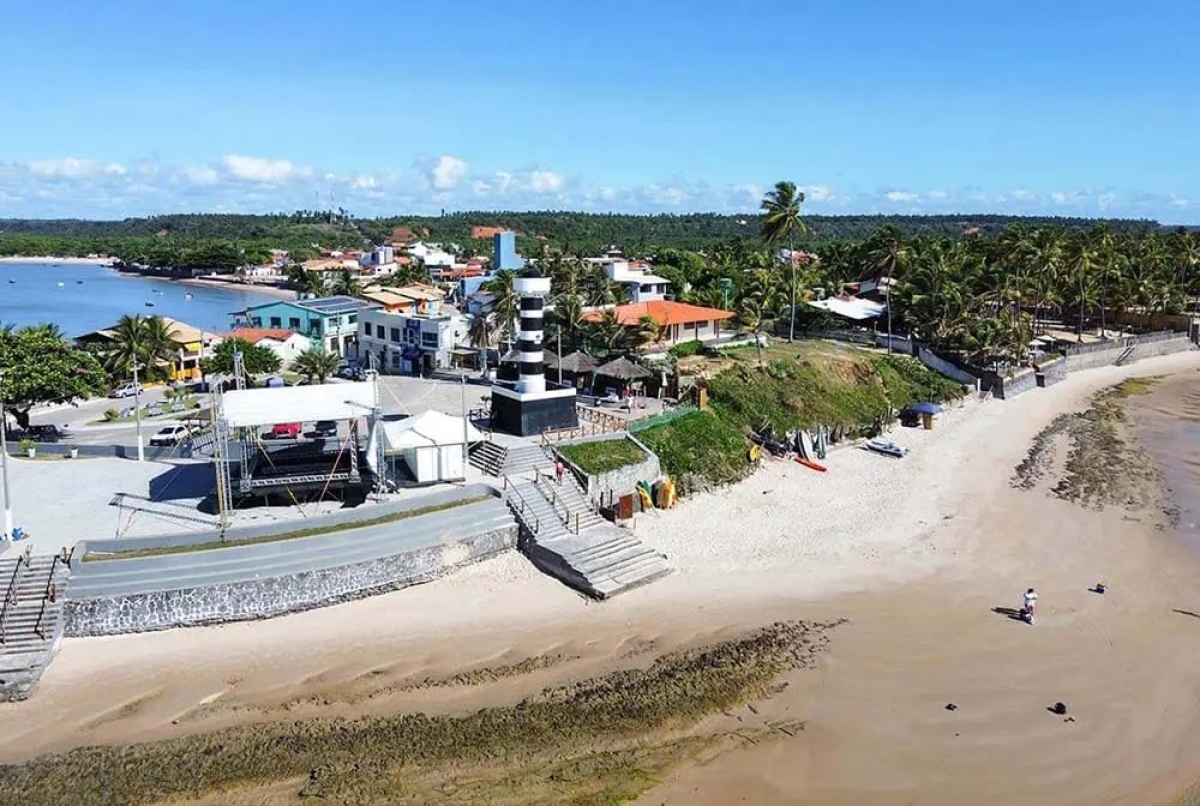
[[0, 372, 12, 541], [132, 357, 145, 462]]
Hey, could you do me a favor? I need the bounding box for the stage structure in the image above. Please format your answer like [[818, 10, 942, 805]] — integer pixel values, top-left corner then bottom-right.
[[490, 267, 578, 436], [217, 382, 381, 504]]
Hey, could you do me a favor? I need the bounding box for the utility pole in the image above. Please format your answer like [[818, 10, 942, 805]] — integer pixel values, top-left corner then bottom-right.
[[132, 358, 145, 462], [0, 372, 12, 541], [460, 370, 469, 482]]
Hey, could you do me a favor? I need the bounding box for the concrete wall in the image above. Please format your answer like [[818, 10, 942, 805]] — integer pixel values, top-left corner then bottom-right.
[[66, 524, 515, 636], [78, 484, 497, 556], [1038, 357, 1067, 387], [993, 368, 1038, 400], [557, 432, 661, 504], [916, 347, 979, 387], [876, 334, 915, 354], [1064, 334, 1194, 373]]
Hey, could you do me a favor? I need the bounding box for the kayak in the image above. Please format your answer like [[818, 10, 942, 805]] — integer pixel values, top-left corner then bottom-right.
[[794, 457, 827, 473]]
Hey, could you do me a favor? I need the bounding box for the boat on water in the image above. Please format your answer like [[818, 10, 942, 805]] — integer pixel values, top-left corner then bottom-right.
[[184, 292, 193, 299], [144, 301, 155, 307], [56, 282, 64, 287], [865, 438, 908, 458], [76, 280, 83, 284], [6, 279, 14, 284]]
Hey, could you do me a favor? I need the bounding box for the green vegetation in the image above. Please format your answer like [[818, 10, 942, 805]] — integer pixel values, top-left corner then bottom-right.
[[200, 337, 282, 377], [289, 346, 340, 383], [84, 494, 494, 561], [559, 438, 647, 475], [0, 619, 843, 806], [0, 324, 108, 429], [668, 339, 705, 358], [706, 343, 965, 434], [637, 410, 755, 495]]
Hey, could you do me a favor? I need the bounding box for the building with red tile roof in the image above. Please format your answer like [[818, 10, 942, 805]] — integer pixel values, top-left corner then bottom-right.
[[581, 300, 734, 347]]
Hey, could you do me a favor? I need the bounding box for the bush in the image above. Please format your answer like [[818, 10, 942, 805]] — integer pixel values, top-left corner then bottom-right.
[[102, 408, 120, 422], [637, 411, 753, 495], [558, 438, 647, 475], [669, 340, 706, 358]]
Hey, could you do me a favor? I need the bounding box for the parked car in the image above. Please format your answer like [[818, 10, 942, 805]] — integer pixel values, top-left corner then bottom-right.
[[108, 382, 144, 398], [23, 425, 65, 443], [313, 420, 338, 436], [148, 424, 193, 447], [267, 422, 301, 439], [337, 366, 366, 381]]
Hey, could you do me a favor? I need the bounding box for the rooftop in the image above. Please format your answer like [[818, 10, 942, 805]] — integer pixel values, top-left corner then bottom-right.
[[225, 327, 300, 344], [581, 300, 735, 327], [245, 295, 380, 315]]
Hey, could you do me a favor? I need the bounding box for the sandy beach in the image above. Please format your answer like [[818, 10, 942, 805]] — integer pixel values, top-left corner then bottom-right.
[[172, 276, 297, 300], [2, 351, 1200, 805]]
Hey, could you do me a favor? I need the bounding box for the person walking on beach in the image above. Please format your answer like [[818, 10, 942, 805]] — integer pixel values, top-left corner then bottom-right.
[[555, 458, 565, 486], [1023, 588, 1038, 624]]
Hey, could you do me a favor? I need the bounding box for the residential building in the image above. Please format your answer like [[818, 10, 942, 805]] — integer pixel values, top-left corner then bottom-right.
[[223, 328, 313, 365], [604, 260, 671, 303], [235, 296, 379, 356], [355, 307, 469, 376], [493, 231, 525, 271], [580, 300, 734, 348], [360, 283, 445, 316], [75, 316, 217, 382], [390, 226, 418, 245]]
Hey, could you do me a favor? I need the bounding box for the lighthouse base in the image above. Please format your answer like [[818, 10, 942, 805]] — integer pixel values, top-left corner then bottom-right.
[[490, 384, 578, 437]]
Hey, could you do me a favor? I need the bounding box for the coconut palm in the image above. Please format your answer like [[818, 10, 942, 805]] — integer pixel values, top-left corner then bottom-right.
[[864, 225, 912, 353], [482, 270, 519, 349], [468, 312, 495, 374], [285, 264, 327, 297], [328, 268, 362, 297], [759, 181, 807, 342], [102, 314, 178, 380], [289, 347, 340, 384]]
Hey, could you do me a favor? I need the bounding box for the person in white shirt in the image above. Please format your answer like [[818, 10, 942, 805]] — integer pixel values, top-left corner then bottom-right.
[[1023, 588, 1038, 623]]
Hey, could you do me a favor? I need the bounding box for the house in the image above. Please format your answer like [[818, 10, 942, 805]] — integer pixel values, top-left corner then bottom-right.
[[603, 259, 671, 303], [360, 284, 445, 316], [581, 300, 734, 348], [390, 226, 418, 245], [223, 328, 313, 365], [493, 231, 524, 271], [75, 316, 217, 382], [235, 296, 379, 357], [355, 307, 469, 376]]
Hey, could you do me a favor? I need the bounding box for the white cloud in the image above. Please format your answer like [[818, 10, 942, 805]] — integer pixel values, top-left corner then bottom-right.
[[430, 155, 468, 190], [528, 170, 566, 193], [1010, 188, 1038, 203], [1170, 197, 1190, 208], [351, 174, 378, 190], [220, 154, 311, 184], [1096, 191, 1116, 211], [885, 190, 920, 203], [25, 158, 118, 179], [926, 189, 950, 201], [181, 166, 220, 185], [802, 185, 835, 202]]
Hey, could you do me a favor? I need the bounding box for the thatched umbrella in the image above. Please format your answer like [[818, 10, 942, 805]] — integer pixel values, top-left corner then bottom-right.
[[595, 356, 652, 381], [557, 350, 598, 374], [499, 348, 558, 368]]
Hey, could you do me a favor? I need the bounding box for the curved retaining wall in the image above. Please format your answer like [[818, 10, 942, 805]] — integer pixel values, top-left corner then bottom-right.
[[65, 490, 517, 636]]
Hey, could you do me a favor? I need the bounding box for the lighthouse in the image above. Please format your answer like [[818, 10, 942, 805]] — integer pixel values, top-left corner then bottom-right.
[[490, 267, 579, 436]]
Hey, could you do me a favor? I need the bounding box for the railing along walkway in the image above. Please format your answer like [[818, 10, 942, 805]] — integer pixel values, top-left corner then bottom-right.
[[501, 475, 541, 535], [0, 547, 31, 645]]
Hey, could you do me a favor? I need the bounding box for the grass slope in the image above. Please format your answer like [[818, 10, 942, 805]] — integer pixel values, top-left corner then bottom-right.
[[558, 439, 647, 475]]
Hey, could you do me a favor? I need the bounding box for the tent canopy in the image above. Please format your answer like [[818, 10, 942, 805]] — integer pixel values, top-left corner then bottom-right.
[[595, 356, 652, 380], [807, 297, 885, 321], [221, 382, 376, 427], [380, 410, 483, 452]]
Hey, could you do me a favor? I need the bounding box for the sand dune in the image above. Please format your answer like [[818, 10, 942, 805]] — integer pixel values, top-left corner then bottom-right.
[[2, 351, 1200, 805]]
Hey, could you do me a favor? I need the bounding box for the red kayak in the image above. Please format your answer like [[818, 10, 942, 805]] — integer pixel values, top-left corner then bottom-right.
[[794, 457, 827, 473]]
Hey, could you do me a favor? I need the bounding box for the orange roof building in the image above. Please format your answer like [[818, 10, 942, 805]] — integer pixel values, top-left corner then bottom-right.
[[581, 300, 734, 348]]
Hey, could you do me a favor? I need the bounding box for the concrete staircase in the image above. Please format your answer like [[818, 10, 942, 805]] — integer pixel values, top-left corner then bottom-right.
[[0, 550, 72, 702], [504, 478, 671, 599], [469, 441, 550, 477], [1114, 346, 1136, 366]]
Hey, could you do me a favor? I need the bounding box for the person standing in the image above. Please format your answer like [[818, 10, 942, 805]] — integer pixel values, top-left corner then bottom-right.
[[555, 458, 565, 486], [1023, 588, 1038, 624]]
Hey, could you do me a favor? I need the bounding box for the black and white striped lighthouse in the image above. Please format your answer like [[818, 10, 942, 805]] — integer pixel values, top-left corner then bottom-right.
[[489, 266, 579, 436], [514, 268, 550, 394]]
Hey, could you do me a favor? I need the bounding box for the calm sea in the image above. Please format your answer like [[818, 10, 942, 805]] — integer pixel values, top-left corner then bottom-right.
[[1134, 371, 1200, 555], [0, 262, 277, 336]]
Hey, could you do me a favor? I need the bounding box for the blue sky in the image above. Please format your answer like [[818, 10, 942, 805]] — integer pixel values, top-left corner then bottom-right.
[[1, 0, 1197, 222]]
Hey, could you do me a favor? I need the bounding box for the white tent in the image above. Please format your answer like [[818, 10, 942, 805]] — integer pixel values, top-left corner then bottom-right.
[[221, 382, 377, 427], [379, 410, 482, 483], [807, 297, 885, 321]]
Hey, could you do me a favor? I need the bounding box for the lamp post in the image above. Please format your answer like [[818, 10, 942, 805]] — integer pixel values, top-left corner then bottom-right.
[[460, 370, 469, 482], [132, 357, 145, 462], [0, 372, 12, 541]]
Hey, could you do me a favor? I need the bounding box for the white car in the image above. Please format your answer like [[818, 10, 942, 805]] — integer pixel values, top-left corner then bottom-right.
[[148, 425, 193, 447], [108, 382, 144, 399]]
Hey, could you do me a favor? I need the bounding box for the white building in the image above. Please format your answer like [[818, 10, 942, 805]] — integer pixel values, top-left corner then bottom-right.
[[224, 328, 313, 364], [356, 307, 469, 376], [603, 260, 671, 303]]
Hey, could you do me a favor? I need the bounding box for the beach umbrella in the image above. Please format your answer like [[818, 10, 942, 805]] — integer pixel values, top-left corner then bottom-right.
[[909, 401, 943, 415], [557, 350, 598, 374], [595, 356, 652, 381], [499, 348, 557, 366]]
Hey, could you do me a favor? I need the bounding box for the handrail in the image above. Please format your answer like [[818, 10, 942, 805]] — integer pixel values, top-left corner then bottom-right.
[[33, 554, 62, 640], [501, 475, 540, 535], [0, 547, 30, 645], [533, 470, 576, 533]]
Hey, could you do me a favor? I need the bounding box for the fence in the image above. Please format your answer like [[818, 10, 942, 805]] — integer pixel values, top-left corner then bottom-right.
[[629, 405, 698, 433], [1063, 330, 1180, 356]]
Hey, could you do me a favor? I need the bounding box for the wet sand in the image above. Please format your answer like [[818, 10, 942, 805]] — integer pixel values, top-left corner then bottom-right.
[[2, 353, 1200, 804]]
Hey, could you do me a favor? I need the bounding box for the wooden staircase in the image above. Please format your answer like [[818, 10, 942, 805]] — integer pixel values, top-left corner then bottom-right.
[[0, 548, 72, 702]]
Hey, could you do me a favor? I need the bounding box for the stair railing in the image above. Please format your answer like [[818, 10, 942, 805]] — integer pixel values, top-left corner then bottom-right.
[[33, 554, 63, 640], [501, 475, 540, 535], [0, 547, 31, 646], [532, 470, 577, 533]]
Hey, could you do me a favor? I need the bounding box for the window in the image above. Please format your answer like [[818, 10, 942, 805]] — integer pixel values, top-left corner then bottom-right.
[[269, 317, 282, 328], [250, 317, 262, 327], [390, 328, 402, 343], [348, 314, 357, 324], [684, 321, 696, 331], [376, 325, 385, 339], [288, 317, 301, 330], [390, 353, 400, 369], [421, 332, 439, 348]]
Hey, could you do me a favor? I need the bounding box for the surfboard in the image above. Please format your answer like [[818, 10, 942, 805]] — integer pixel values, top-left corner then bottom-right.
[[794, 457, 827, 473]]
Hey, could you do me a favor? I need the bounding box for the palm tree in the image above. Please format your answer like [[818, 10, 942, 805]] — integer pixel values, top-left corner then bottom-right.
[[1063, 234, 1100, 340], [285, 264, 327, 297], [864, 225, 911, 353], [289, 348, 340, 384], [737, 296, 765, 368], [482, 270, 520, 349], [328, 268, 362, 297], [102, 314, 178, 380], [760, 181, 806, 342], [468, 312, 495, 375]]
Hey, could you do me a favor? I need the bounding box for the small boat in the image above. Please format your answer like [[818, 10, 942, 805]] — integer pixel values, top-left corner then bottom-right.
[[794, 456, 828, 473], [56, 282, 64, 287], [6, 279, 14, 284], [866, 439, 908, 458], [184, 292, 193, 299], [76, 280, 84, 284], [144, 301, 155, 307]]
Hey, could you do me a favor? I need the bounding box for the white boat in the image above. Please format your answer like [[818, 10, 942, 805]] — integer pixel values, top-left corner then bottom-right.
[[866, 438, 908, 458]]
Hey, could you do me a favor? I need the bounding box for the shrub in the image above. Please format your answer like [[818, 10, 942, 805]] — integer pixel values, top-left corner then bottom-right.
[[102, 408, 120, 422], [637, 410, 753, 495], [559, 438, 647, 475], [669, 340, 706, 358]]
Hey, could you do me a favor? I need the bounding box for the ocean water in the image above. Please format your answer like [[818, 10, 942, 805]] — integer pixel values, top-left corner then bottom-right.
[[0, 262, 277, 336], [1134, 371, 1200, 554]]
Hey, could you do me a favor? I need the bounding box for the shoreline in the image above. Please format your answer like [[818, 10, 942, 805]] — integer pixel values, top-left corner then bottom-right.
[[0, 256, 113, 266], [2, 352, 1200, 804], [164, 275, 297, 300]]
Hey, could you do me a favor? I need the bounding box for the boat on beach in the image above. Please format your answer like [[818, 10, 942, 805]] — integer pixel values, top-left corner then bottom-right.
[[865, 438, 908, 458]]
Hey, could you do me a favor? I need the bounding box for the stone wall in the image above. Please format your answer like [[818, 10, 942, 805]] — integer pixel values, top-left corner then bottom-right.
[[993, 368, 1038, 400], [916, 347, 979, 387], [65, 524, 516, 636], [556, 432, 661, 504], [1038, 357, 1067, 387]]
